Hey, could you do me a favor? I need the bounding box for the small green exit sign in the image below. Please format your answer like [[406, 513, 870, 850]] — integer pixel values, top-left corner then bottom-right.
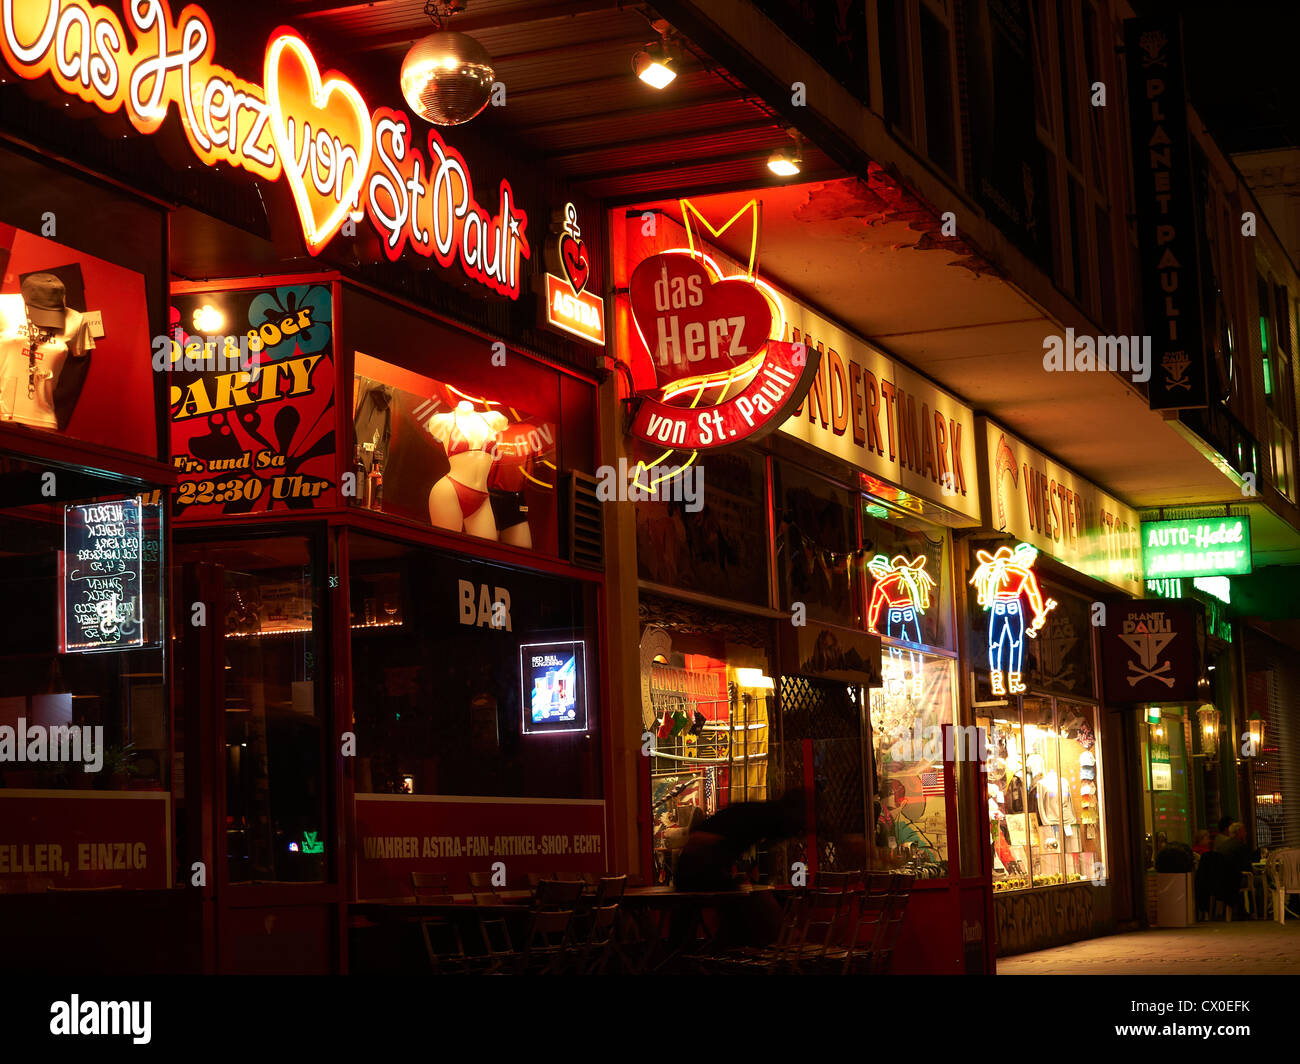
[[1142, 516, 1252, 578]]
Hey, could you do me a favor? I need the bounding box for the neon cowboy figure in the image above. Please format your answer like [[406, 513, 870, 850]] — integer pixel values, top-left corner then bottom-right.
[[868, 554, 935, 699], [969, 543, 1057, 696]]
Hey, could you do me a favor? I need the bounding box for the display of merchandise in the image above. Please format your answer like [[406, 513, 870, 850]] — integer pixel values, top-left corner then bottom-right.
[[645, 662, 767, 885], [352, 444, 366, 501], [982, 704, 1104, 891], [368, 445, 384, 511], [0, 280, 96, 430]]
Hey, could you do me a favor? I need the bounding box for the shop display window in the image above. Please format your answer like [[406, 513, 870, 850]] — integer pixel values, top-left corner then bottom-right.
[[641, 621, 774, 886], [861, 504, 954, 650], [0, 478, 167, 893], [982, 697, 1105, 891], [774, 461, 860, 628], [635, 447, 768, 605], [353, 353, 560, 555], [0, 148, 164, 462], [868, 648, 954, 877], [349, 536, 599, 800]]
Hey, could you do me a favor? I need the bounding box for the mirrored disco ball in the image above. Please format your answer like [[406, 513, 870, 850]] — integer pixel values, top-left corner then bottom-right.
[[400, 31, 496, 126]]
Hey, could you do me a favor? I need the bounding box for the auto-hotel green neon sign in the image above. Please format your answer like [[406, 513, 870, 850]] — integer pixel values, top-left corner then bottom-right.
[[1141, 516, 1252, 578]]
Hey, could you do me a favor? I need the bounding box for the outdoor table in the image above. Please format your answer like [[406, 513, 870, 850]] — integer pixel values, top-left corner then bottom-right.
[[616, 885, 777, 972]]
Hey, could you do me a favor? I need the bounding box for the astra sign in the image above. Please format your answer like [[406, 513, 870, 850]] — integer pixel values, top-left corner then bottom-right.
[[543, 203, 604, 345], [623, 200, 820, 479], [1, 2, 529, 296]]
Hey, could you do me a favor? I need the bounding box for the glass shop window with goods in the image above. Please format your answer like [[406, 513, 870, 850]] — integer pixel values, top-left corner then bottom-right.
[[345, 289, 596, 559], [0, 180, 172, 893], [980, 698, 1105, 891], [971, 572, 1107, 892], [641, 600, 776, 887], [860, 502, 957, 879]]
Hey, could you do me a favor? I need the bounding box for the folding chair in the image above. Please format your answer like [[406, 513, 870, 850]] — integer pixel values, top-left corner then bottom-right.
[[594, 875, 628, 904], [577, 903, 622, 974], [467, 870, 502, 901], [865, 871, 894, 896], [787, 888, 853, 974], [710, 886, 808, 974], [516, 907, 578, 974], [871, 890, 912, 973], [533, 879, 585, 910], [410, 871, 454, 903], [407, 872, 465, 972], [813, 870, 861, 892], [840, 892, 890, 975]]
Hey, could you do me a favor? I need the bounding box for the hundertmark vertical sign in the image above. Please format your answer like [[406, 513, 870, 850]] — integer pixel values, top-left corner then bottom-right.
[[62, 498, 144, 653], [1123, 15, 1208, 410]]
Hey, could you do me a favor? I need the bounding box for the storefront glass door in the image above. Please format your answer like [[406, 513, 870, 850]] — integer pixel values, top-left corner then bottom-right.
[[217, 538, 326, 883], [177, 535, 328, 884], [1140, 706, 1191, 866], [174, 533, 334, 971]]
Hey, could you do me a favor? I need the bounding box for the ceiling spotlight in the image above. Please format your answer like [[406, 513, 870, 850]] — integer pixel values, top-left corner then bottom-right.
[[767, 151, 800, 177], [635, 46, 676, 88], [768, 130, 804, 177], [401, 0, 496, 126], [635, 20, 678, 89]]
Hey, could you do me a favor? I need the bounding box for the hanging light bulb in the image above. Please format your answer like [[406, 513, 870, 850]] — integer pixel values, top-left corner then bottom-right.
[[401, 1, 496, 126]]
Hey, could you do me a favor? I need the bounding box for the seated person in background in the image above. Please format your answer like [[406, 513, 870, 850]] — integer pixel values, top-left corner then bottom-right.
[[1211, 822, 1257, 920], [1216, 822, 1255, 873], [1211, 814, 1232, 849], [1192, 830, 1212, 856]]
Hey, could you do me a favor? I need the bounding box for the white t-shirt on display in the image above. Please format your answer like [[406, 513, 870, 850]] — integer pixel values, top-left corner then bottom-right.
[[0, 293, 95, 430]]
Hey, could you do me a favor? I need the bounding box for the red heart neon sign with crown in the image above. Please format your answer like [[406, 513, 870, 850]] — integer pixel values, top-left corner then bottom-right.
[[623, 199, 822, 488]]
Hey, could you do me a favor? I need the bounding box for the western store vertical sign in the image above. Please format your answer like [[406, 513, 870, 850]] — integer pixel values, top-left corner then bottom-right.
[[1124, 15, 1208, 410]]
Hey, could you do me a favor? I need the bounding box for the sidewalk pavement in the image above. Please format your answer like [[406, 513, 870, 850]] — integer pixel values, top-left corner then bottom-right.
[[997, 920, 1300, 975]]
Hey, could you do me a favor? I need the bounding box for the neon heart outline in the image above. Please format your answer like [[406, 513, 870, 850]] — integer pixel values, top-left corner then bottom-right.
[[559, 233, 589, 296], [264, 30, 373, 255], [628, 249, 778, 392]]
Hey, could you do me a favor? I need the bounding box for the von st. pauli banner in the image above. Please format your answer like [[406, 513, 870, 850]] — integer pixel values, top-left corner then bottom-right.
[[1, 1, 529, 296]]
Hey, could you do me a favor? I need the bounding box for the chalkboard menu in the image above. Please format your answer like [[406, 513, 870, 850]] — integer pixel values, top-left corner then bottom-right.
[[63, 499, 145, 653]]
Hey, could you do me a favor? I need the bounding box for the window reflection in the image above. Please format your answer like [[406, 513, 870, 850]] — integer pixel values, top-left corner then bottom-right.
[[217, 537, 325, 884], [349, 536, 599, 801]]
